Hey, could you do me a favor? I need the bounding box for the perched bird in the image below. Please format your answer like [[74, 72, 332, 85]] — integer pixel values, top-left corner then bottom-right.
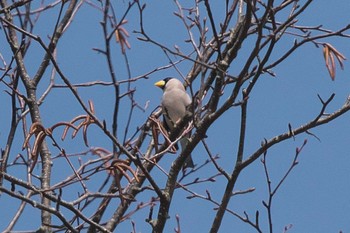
[[154, 77, 194, 169]]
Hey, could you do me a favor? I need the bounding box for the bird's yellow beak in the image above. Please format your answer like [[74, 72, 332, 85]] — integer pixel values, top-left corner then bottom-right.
[[154, 80, 165, 88]]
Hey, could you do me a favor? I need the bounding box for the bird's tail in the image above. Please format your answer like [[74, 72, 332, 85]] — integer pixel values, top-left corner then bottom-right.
[[180, 137, 194, 169]]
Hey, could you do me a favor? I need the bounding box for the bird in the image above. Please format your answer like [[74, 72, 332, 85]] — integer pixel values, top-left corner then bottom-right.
[[154, 77, 194, 169]]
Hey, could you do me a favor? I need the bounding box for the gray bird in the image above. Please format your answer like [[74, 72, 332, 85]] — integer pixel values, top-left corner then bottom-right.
[[155, 77, 194, 169]]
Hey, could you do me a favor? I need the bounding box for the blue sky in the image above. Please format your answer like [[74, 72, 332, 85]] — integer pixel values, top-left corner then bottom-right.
[[1, 1, 350, 232]]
